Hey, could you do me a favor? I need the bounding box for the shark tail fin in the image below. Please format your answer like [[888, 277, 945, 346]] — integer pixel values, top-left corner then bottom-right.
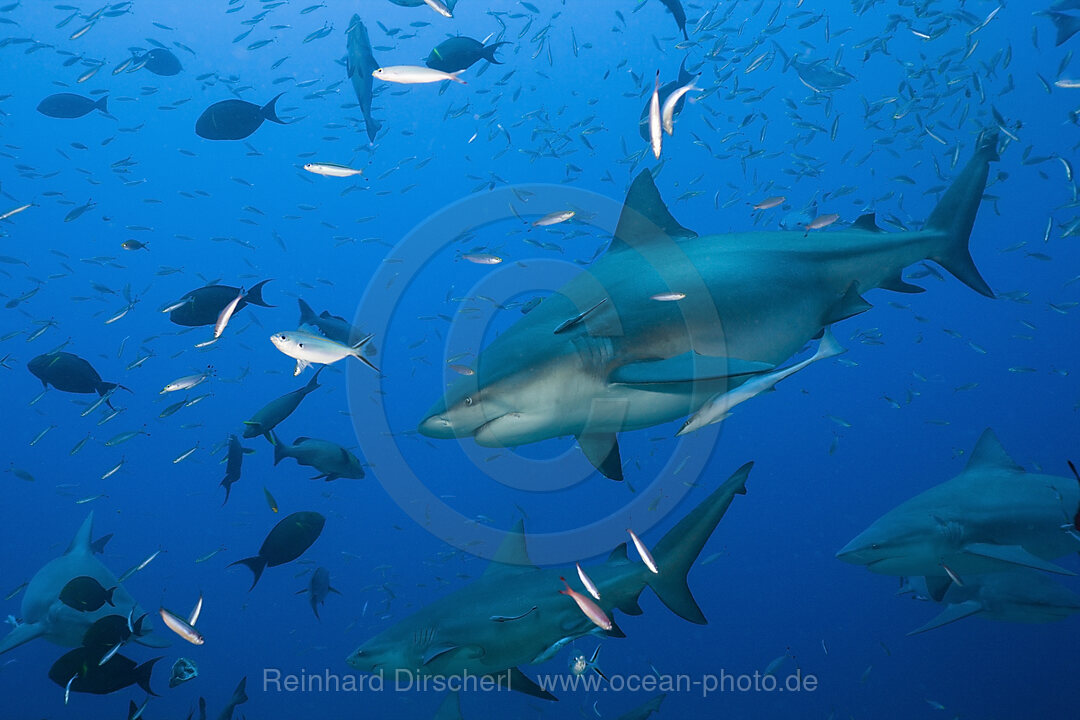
[[135, 656, 162, 696], [245, 279, 274, 308], [228, 556, 268, 591], [646, 462, 753, 624], [924, 130, 998, 298], [230, 677, 249, 706]]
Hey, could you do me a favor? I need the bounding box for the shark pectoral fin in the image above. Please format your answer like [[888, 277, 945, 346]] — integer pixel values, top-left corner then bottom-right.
[[0, 621, 44, 655], [606, 620, 627, 638], [822, 283, 873, 325], [610, 354, 773, 387], [924, 575, 953, 603], [907, 600, 983, 636], [577, 433, 623, 481], [960, 543, 1077, 576], [493, 667, 557, 701], [423, 644, 483, 666]]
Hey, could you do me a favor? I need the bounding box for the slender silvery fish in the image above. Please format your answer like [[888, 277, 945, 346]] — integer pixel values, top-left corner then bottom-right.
[[214, 288, 245, 339], [575, 562, 601, 600], [372, 66, 466, 85], [161, 369, 211, 394], [303, 162, 363, 178], [270, 330, 378, 376], [649, 70, 662, 159], [160, 603, 205, 645], [661, 76, 698, 135], [532, 210, 575, 227], [627, 529, 659, 574], [423, 0, 452, 17]]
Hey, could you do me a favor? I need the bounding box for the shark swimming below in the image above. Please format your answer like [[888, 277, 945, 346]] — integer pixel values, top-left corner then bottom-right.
[[347, 462, 754, 700], [420, 132, 1000, 480], [837, 428, 1080, 581], [899, 569, 1080, 635], [0, 512, 168, 655]]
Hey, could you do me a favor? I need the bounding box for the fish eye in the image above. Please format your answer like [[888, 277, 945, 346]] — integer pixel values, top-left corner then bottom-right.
[[464, 396, 473, 407]]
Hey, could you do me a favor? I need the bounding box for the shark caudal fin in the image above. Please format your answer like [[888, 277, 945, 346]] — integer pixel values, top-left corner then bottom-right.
[[924, 130, 999, 298], [646, 462, 753, 624]]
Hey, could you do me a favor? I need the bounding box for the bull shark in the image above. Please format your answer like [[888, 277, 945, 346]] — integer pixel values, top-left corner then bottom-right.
[[347, 462, 754, 700], [837, 428, 1080, 581], [420, 132, 1000, 480], [899, 570, 1080, 635], [0, 512, 168, 655]]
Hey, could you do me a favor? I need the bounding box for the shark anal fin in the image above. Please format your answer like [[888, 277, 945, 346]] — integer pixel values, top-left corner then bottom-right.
[[960, 543, 1077, 576], [493, 667, 557, 701], [822, 283, 872, 325], [924, 575, 953, 603], [880, 273, 925, 294], [577, 433, 623, 481], [907, 600, 983, 636]]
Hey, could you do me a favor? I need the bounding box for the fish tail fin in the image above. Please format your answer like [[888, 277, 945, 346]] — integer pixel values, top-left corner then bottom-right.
[[220, 478, 232, 505], [135, 656, 161, 696], [351, 334, 380, 372], [272, 435, 286, 465], [483, 41, 511, 65], [97, 381, 118, 396], [298, 298, 317, 327], [106, 586, 116, 606], [244, 279, 275, 307], [646, 462, 753, 624], [262, 93, 286, 124], [228, 556, 268, 591], [95, 95, 108, 113], [924, 129, 998, 299], [231, 676, 249, 706], [449, 71, 468, 85]]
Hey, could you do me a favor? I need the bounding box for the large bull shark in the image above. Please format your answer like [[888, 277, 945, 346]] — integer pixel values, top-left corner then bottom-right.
[[0, 512, 167, 655], [347, 462, 754, 700], [420, 132, 1000, 480], [837, 428, 1080, 581]]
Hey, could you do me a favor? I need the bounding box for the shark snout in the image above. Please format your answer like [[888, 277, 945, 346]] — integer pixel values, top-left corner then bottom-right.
[[418, 412, 455, 439]]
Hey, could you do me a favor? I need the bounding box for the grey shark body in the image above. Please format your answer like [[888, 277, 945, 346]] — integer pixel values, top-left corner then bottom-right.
[[347, 462, 754, 699], [421, 133, 1000, 480], [837, 428, 1080, 579], [0, 512, 167, 655], [901, 570, 1080, 635]]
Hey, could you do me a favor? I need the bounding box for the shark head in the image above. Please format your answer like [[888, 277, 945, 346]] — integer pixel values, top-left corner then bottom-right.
[[835, 521, 933, 574]]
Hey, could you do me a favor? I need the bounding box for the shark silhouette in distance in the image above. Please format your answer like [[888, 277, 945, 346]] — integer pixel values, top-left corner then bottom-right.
[[0, 512, 168, 655], [346, 15, 382, 145], [347, 462, 754, 700], [837, 428, 1080, 582], [420, 132, 1001, 480], [899, 570, 1080, 636]]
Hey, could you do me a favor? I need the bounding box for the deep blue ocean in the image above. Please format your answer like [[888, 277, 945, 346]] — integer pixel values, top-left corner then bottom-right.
[[2, 0, 1079, 718]]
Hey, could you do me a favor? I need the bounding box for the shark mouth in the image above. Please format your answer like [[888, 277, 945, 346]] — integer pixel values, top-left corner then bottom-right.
[[474, 413, 523, 447]]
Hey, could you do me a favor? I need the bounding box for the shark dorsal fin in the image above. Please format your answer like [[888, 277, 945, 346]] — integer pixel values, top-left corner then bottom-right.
[[483, 519, 534, 576], [850, 213, 883, 232], [609, 170, 697, 254], [965, 428, 1023, 472], [65, 512, 95, 556], [608, 542, 629, 563]]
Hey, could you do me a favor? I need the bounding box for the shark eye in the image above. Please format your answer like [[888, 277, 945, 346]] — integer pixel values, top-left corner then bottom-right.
[[464, 396, 473, 407]]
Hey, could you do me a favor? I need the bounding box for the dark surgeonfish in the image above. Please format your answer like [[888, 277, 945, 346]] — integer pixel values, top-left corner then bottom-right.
[[195, 95, 285, 140], [298, 298, 368, 345], [28, 351, 125, 399], [346, 14, 382, 144], [220, 434, 252, 505], [133, 47, 182, 75], [37, 93, 108, 119], [168, 280, 273, 327], [229, 512, 325, 590], [272, 434, 366, 481], [49, 646, 160, 696], [297, 567, 341, 620], [59, 576, 115, 612], [659, 0, 689, 40], [82, 613, 147, 650], [638, 57, 695, 141], [425, 36, 510, 72], [242, 366, 323, 442]]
